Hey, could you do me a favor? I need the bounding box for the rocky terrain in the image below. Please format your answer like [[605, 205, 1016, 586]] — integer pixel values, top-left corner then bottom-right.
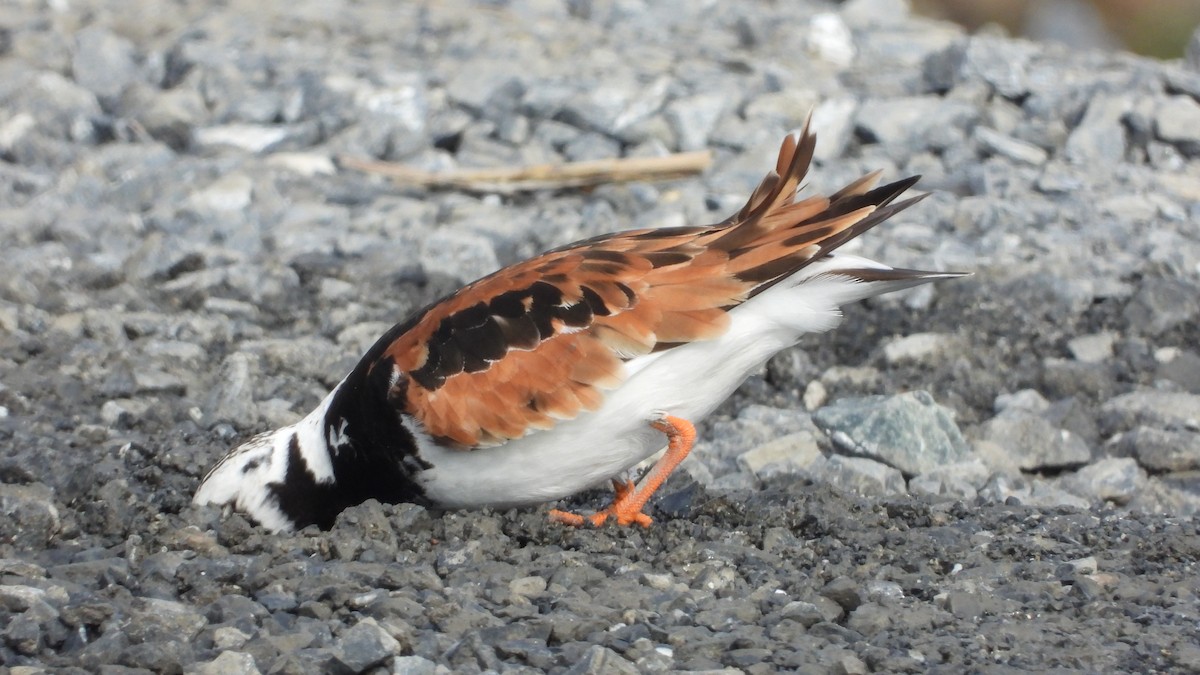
[[1, 0, 1198, 672]]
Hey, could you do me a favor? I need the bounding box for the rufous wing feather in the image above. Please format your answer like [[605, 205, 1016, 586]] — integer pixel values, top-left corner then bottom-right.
[[379, 119, 929, 448]]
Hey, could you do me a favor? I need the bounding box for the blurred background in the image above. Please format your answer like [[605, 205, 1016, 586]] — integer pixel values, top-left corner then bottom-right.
[[912, 0, 1200, 59]]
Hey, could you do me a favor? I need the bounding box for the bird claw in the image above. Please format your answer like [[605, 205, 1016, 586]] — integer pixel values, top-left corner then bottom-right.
[[548, 505, 653, 528], [548, 478, 653, 528]]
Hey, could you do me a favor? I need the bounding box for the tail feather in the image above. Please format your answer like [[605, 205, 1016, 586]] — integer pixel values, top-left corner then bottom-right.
[[822, 266, 972, 296], [701, 118, 940, 302]]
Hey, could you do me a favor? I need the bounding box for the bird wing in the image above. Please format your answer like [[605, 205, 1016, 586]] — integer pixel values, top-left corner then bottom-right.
[[378, 122, 925, 448]]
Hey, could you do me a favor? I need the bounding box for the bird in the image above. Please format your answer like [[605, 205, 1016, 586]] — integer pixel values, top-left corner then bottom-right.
[[193, 119, 966, 533]]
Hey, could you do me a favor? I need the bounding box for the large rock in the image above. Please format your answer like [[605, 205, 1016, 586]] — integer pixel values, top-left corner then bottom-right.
[[1100, 390, 1200, 435], [813, 391, 971, 476], [978, 410, 1091, 471]]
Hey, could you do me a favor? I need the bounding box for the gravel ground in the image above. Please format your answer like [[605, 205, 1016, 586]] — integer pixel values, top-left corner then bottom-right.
[[2, 0, 1200, 672]]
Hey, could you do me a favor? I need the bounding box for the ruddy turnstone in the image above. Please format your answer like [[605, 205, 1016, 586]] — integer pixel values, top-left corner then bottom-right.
[[194, 120, 965, 532]]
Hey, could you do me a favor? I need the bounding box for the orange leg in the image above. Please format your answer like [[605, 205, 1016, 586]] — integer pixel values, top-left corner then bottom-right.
[[548, 414, 697, 528]]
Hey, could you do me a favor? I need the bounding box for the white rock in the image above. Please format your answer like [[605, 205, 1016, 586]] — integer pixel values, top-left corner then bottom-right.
[[266, 152, 337, 176], [193, 124, 290, 153], [803, 380, 828, 411], [882, 332, 959, 366], [188, 174, 254, 213], [807, 13, 856, 67], [811, 97, 858, 161], [993, 389, 1050, 414], [0, 113, 36, 152], [1067, 332, 1115, 363]]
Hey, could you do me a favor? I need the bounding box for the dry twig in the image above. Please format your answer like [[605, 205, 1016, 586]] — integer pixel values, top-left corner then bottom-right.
[[338, 151, 713, 193]]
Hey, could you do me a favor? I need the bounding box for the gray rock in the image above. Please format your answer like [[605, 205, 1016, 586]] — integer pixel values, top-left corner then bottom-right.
[[558, 81, 638, 136], [204, 352, 260, 431], [611, 76, 671, 137], [908, 458, 991, 500], [865, 579, 904, 603], [813, 391, 971, 475], [19, 71, 104, 141], [268, 648, 347, 674], [1100, 390, 1200, 435], [445, 62, 524, 119], [1121, 426, 1200, 473], [962, 37, 1038, 99], [3, 611, 42, 655], [349, 72, 428, 136], [0, 483, 60, 550], [664, 92, 730, 151], [698, 404, 821, 470], [212, 627, 253, 651], [833, 652, 871, 675], [1041, 358, 1118, 402], [0, 585, 57, 613], [744, 89, 819, 130], [1059, 458, 1144, 506], [978, 411, 1091, 471], [419, 227, 501, 283], [133, 368, 187, 396], [563, 645, 639, 675], [494, 113, 531, 145], [979, 470, 1094, 506], [194, 650, 261, 675], [562, 131, 621, 162], [737, 431, 824, 478], [1122, 278, 1200, 336], [820, 576, 863, 612], [72, 26, 139, 100], [392, 655, 446, 675], [334, 618, 401, 672], [974, 126, 1048, 165], [1035, 160, 1087, 194], [1154, 348, 1200, 394], [135, 87, 209, 149], [813, 455, 907, 496], [1065, 94, 1131, 165], [1024, 480, 1091, 510], [777, 599, 832, 627], [1154, 96, 1200, 157], [925, 36, 1036, 99], [857, 96, 977, 159], [124, 598, 207, 646], [508, 575, 548, 599]]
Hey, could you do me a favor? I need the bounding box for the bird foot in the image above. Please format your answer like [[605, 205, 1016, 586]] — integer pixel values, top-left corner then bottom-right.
[[548, 478, 653, 527]]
